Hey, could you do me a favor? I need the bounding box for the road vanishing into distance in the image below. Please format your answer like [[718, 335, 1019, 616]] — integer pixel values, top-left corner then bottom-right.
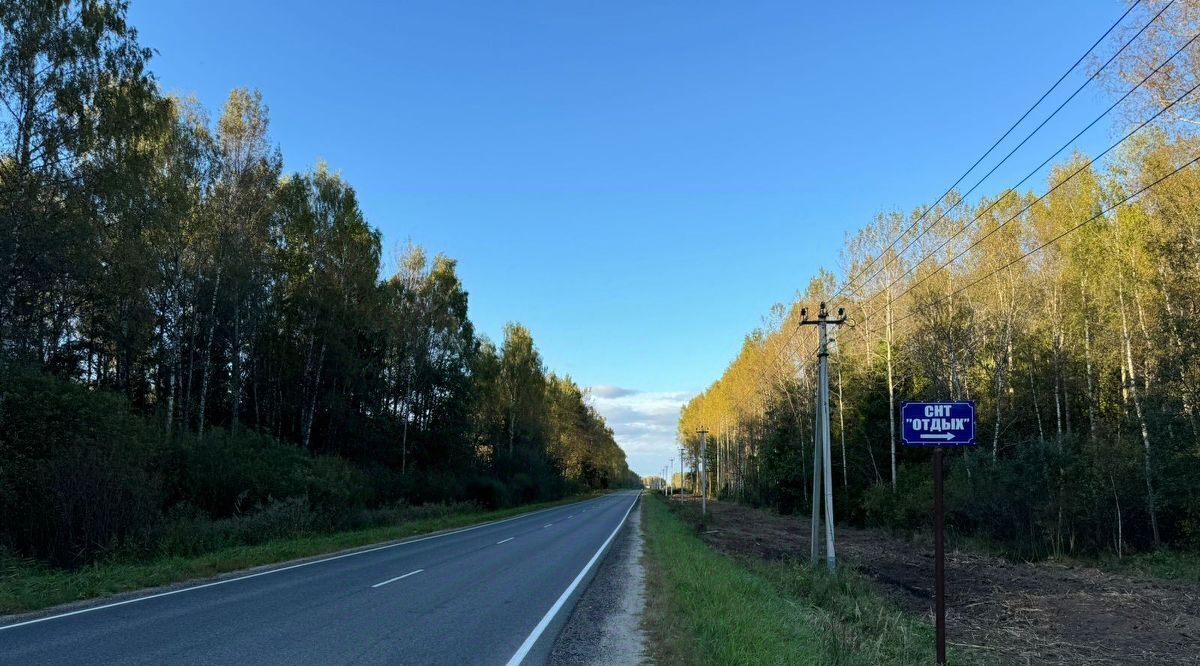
[[0, 491, 641, 665]]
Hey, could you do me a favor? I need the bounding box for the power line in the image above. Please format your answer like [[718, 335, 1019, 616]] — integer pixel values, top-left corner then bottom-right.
[[825, 0, 1152, 304], [853, 29, 1200, 321], [692, 1, 1180, 456], [834, 0, 1172, 304], [782, 10, 1190, 395], [892, 151, 1200, 327]]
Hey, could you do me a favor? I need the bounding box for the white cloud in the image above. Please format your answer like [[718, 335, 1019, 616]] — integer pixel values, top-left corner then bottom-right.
[[590, 384, 638, 399], [587, 386, 693, 477]]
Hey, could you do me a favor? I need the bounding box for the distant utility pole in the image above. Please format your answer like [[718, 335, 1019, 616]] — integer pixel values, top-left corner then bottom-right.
[[679, 445, 685, 495], [701, 427, 707, 515], [800, 302, 846, 571]]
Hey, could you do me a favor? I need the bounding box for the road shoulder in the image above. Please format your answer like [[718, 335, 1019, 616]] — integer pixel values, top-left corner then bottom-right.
[[548, 499, 647, 665]]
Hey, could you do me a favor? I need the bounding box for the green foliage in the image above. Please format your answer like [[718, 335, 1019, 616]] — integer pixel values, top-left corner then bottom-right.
[[0, 369, 164, 567], [679, 130, 1200, 561], [306, 455, 373, 513], [149, 498, 322, 558], [167, 428, 309, 518], [0, 1, 638, 579], [0, 494, 598, 614], [862, 464, 932, 532]]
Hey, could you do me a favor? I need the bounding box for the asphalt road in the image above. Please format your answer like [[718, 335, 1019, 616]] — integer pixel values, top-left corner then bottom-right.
[[0, 491, 641, 666]]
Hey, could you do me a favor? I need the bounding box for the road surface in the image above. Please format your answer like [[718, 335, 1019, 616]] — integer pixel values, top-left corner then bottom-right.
[[0, 491, 641, 665]]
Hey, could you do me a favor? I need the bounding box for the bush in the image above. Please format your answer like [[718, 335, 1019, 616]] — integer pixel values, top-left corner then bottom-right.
[[170, 428, 310, 518], [395, 469, 468, 506], [150, 497, 325, 558], [0, 366, 587, 572], [306, 455, 372, 514], [466, 476, 509, 509], [861, 463, 932, 531], [0, 369, 164, 566]]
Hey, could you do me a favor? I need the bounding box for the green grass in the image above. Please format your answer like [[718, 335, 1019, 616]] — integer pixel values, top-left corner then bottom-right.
[[641, 496, 980, 666], [0, 493, 603, 615], [1088, 549, 1200, 584], [955, 533, 1200, 585]]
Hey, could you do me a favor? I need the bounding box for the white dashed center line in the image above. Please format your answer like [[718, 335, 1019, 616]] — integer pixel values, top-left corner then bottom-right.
[[496, 537, 515, 545], [371, 569, 424, 588]]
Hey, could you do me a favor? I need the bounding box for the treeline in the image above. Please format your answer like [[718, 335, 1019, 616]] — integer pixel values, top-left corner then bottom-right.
[[679, 2, 1200, 559], [0, 1, 636, 568]]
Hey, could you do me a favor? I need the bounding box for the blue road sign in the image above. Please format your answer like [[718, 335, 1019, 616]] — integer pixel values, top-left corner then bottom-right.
[[901, 401, 976, 446]]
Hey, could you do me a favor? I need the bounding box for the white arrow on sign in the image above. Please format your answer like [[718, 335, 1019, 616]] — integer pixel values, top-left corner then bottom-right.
[[919, 432, 955, 440]]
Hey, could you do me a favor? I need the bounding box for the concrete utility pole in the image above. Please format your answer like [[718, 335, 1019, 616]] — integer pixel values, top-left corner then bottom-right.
[[697, 426, 709, 517], [710, 417, 720, 494], [800, 302, 846, 571]]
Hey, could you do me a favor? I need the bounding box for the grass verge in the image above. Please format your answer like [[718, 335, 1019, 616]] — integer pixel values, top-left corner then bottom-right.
[[957, 533, 1200, 585], [641, 495, 975, 665], [0, 493, 604, 616], [1088, 549, 1200, 584]]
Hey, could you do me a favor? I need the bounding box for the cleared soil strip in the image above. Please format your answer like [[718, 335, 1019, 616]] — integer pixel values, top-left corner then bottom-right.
[[686, 498, 1200, 665]]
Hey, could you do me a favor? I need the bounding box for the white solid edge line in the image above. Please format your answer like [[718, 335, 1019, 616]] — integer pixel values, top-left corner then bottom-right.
[[371, 569, 424, 588], [505, 492, 639, 666], [0, 495, 612, 632], [496, 537, 515, 545]]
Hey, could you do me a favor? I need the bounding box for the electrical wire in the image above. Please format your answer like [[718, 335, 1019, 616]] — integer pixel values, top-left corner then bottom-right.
[[829, 0, 1158, 304], [866, 70, 1200, 322], [846, 24, 1200, 334], [891, 151, 1200, 327], [694, 2, 1179, 436]]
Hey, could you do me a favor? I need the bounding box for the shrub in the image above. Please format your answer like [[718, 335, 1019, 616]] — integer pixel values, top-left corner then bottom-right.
[[861, 463, 932, 531], [171, 428, 310, 518], [150, 497, 325, 558], [466, 476, 509, 509], [396, 470, 468, 506], [306, 455, 372, 514], [0, 369, 164, 566]]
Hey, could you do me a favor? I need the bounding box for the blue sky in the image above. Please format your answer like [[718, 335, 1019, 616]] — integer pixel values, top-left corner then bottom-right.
[[130, 1, 1126, 475]]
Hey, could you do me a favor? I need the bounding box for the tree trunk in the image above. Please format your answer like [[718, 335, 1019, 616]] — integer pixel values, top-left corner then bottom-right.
[[198, 269, 222, 440], [230, 292, 241, 434], [1156, 260, 1199, 442], [886, 292, 897, 489], [1118, 278, 1160, 546], [1080, 278, 1099, 446], [301, 341, 326, 450], [402, 413, 409, 475], [1029, 364, 1046, 445], [837, 358, 848, 489]]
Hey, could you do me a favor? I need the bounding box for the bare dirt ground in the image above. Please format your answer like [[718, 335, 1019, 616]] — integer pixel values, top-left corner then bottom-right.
[[681, 497, 1200, 665]]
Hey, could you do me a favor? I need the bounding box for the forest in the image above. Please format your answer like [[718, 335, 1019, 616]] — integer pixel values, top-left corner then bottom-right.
[[0, 1, 637, 569], [678, 1, 1200, 559]]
